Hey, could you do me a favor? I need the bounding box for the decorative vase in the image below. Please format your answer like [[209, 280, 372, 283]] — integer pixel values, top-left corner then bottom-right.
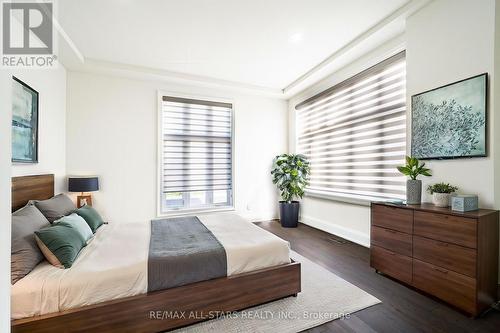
[[279, 201, 300, 228], [432, 193, 451, 207], [406, 179, 422, 205]]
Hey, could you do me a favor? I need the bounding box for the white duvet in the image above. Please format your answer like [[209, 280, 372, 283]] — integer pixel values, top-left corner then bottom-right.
[[11, 213, 290, 319]]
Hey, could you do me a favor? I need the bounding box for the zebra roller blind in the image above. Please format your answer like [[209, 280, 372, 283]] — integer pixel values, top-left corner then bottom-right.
[[161, 96, 233, 212], [295, 52, 406, 201]]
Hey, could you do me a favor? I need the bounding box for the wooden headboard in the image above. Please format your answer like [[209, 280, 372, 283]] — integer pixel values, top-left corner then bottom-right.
[[12, 174, 54, 212]]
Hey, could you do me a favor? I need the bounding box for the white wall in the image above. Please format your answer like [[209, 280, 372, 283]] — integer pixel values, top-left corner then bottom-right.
[[66, 72, 288, 223], [0, 72, 12, 333], [406, 0, 497, 208], [288, 0, 499, 247], [10, 67, 67, 193]]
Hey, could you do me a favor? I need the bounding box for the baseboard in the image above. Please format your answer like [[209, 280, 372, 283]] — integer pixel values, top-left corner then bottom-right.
[[241, 211, 278, 223], [300, 215, 370, 248]]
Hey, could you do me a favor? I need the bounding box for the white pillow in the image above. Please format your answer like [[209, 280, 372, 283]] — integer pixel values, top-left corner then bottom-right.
[[54, 213, 94, 243]]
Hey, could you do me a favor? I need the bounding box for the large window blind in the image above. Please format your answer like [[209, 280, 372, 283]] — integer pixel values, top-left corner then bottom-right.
[[160, 96, 233, 213], [295, 52, 406, 201]]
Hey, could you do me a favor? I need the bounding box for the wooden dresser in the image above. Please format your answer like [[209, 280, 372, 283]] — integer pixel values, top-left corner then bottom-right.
[[370, 202, 499, 316]]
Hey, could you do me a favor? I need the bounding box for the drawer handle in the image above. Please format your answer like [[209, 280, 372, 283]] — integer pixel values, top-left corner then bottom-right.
[[434, 267, 448, 274]]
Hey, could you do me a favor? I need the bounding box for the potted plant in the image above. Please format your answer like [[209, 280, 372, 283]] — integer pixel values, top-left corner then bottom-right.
[[271, 154, 310, 228], [397, 156, 432, 204], [427, 183, 458, 207]]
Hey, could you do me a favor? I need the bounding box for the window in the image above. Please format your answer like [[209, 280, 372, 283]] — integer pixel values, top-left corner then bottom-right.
[[295, 51, 406, 201], [159, 96, 233, 213]]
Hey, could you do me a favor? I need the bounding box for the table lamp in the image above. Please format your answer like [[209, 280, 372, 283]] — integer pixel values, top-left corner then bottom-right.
[[68, 176, 99, 208]]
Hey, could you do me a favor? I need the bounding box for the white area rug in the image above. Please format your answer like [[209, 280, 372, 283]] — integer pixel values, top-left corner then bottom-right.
[[171, 251, 381, 332]]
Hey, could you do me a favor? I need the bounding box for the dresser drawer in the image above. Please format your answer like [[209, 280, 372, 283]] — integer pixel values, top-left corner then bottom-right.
[[413, 259, 476, 314], [414, 211, 477, 248], [370, 245, 412, 284], [372, 204, 413, 234], [413, 236, 476, 277], [371, 226, 412, 256]]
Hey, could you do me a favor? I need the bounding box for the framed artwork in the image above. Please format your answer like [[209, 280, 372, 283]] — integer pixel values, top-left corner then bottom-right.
[[12, 77, 39, 163], [411, 73, 487, 160]]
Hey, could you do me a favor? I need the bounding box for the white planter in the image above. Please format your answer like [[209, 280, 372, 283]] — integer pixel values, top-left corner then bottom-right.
[[432, 193, 452, 207]]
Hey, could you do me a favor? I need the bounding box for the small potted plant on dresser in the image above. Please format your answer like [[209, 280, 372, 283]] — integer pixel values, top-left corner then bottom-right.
[[271, 154, 310, 228], [427, 183, 458, 207], [397, 156, 432, 204]]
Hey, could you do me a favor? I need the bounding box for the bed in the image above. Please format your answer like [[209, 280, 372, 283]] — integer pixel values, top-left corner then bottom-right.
[[11, 174, 301, 333]]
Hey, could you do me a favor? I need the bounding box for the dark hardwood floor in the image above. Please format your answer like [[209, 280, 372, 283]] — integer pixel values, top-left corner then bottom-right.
[[255, 220, 500, 333]]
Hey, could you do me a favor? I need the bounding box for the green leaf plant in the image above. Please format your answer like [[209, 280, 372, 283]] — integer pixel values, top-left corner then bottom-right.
[[271, 154, 311, 203], [427, 183, 458, 194], [397, 156, 432, 180]]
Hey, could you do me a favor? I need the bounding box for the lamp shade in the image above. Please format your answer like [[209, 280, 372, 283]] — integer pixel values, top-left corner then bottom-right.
[[68, 176, 99, 193]]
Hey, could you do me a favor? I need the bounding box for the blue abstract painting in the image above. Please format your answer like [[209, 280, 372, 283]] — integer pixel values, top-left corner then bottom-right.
[[411, 74, 487, 160], [12, 77, 38, 163]]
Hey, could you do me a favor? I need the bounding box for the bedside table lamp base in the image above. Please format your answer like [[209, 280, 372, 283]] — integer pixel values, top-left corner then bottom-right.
[[77, 194, 92, 208]]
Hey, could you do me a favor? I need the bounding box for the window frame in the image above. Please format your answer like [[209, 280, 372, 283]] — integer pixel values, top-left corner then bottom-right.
[[293, 50, 407, 206], [156, 90, 235, 217]]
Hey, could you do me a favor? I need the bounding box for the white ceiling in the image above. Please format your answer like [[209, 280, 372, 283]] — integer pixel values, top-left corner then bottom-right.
[[57, 0, 409, 90]]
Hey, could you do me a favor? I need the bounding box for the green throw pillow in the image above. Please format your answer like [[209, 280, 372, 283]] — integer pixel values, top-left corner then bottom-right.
[[76, 205, 105, 233], [54, 213, 94, 243], [35, 222, 87, 269]]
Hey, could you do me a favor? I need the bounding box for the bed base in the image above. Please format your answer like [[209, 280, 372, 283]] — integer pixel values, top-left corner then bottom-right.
[[12, 260, 301, 333]]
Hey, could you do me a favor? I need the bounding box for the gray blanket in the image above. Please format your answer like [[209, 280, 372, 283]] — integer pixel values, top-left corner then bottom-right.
[[148, 216, 227, 292]]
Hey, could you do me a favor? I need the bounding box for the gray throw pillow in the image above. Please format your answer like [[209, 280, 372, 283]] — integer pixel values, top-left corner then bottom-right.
[[11, 204, 50, 284], [33, 193, 77, 223]]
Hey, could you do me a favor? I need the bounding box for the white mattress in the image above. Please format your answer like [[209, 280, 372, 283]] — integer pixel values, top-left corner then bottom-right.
[[11, 213, 290, 319]]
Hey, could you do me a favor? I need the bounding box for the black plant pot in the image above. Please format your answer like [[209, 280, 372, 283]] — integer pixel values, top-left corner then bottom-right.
[[279, 201, 300, 228]]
